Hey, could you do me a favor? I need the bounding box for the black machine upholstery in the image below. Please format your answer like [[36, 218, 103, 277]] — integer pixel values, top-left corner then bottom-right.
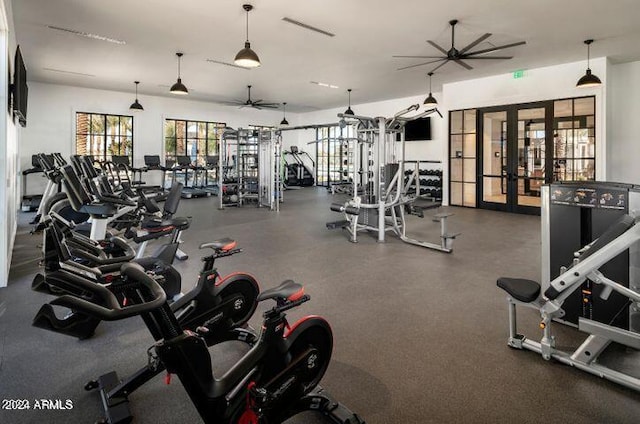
[[579, 214, 636, 261], [496, 277, 541, 303]]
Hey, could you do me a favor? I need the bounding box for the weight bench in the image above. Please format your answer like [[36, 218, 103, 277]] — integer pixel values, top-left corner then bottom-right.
[[496, 214, 640, 391]]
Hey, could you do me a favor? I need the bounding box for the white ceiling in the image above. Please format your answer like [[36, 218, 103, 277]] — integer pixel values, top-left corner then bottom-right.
[[13, 0, 640, 112]]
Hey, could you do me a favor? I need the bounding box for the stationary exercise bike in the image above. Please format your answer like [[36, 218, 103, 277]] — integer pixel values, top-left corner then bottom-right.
[[33, 210, 259, 343], [46, 263, 364, 424]]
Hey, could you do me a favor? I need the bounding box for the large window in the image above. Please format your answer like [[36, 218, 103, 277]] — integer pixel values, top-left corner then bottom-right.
[[164, 119, 226, 165], [76, 112, 133, 162], [315, 125, 355, 187]]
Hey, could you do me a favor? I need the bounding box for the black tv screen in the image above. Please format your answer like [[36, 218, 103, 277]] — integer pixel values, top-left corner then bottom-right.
[[13, 45, 28, 127], [404, 117, 431, 141]]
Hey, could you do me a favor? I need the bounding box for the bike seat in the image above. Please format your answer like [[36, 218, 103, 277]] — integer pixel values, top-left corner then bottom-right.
[[199, 238, 237, 251], [257, 280, 304, 303], [496, 277, 541, 303]]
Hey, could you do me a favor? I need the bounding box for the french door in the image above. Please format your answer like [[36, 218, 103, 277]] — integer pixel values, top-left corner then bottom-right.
[[478, 103, 552, 214]]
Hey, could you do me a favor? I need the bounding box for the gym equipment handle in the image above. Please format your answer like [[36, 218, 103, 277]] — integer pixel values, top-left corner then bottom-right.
[[49, 262, 166, 321]]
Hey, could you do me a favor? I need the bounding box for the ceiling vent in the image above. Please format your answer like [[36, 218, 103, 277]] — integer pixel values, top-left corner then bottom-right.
[[281, 17, 335, 37], [47, 25, 126, 45], [43, 68, 96, 77]]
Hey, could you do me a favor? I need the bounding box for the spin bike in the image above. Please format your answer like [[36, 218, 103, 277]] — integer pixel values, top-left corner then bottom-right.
[[47, 263, 365, 424], [34, 211, 260, 340]]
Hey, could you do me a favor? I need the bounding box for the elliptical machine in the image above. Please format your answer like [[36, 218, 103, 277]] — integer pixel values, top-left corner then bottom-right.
[[44, 263, 364, 424]]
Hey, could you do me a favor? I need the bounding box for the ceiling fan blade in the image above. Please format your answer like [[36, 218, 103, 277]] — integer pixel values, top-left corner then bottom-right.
[[216, 100, 244, 106], [428, 60, 450, 74], [397, 58, 445, 71], [257, 104, 279, 109], [454, 59, 473, 70], [458, 33, 492, 55], [393, 55, 445, 59], [461, 56, 513, 60], [465, 41, 526, 56], [253, 99, 263, 104], [427, 40, 448, 55]]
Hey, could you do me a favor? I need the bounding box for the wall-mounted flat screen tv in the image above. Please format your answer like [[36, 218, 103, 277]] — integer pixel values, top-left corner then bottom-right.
[[13, 45, 28, 127], [404, 117, 431, 141]]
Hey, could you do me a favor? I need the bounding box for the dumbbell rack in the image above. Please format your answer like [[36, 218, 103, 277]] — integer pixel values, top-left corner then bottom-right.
[[404, 160, 443, 200]]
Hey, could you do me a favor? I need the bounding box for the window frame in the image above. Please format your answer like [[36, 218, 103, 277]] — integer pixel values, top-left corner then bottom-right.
[[75, 112, 133, 163], [163, 118, 226, 165]]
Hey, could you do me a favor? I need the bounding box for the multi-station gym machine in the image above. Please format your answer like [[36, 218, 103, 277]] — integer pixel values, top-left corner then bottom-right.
[[325, 105, 459, 252], [218, 128, 282, 211], [280, 105, 459, 253]]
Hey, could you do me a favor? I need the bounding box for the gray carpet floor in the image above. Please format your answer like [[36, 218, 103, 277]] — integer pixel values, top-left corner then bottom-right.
[[1, 187, 639, 423]]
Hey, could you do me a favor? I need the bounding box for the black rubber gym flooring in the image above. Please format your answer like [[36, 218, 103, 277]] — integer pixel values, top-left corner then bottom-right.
[[1, 187, 639, 423]]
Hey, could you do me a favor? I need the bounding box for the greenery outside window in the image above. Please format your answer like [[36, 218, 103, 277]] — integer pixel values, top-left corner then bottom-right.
[[164, 119, 226, 165], [76, 112, 133, 162]]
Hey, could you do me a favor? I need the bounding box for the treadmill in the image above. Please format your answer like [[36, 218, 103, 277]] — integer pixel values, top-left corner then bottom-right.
[[203, 155, 220, 195], [175, 156, 209, 199]]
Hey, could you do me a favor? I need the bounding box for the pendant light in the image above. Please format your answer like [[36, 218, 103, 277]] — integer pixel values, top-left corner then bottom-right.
[[234, 4, 261, 68], [423, 72, 438, 108], [576, 39, 602, 88], [170, 52, 188, 95], [344, 89, 354, 115], [129, 81, 144, 111], [280, 102, 289, 126]]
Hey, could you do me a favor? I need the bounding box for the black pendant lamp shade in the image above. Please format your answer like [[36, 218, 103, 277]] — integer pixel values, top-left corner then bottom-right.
[[423, 72, 438, 108], [344, 89, 354, 115], [170, 52, 189, 95], [129, 81, 144, 111], [576, 39, 602, 88], [234, 4, 261, 68], [280, 102, 289, 126]]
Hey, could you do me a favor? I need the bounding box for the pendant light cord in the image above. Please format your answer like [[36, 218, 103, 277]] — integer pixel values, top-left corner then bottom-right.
[[246, 10, 249, 42]]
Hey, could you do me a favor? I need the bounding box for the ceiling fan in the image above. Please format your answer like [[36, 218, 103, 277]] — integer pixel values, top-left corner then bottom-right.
[[393, 19, 526, 72], [225, 85, 279, 109]]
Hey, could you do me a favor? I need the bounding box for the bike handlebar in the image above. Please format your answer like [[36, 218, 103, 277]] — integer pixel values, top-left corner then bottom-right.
[[49, 262, 166, 321]]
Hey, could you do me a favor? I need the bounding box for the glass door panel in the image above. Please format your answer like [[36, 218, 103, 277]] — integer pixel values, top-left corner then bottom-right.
[[516, 107, 545, 208], [481, 111, 507, 207]]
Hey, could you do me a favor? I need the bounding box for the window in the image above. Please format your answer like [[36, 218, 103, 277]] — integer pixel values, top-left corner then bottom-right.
[[164, 119, 226, 165], [315, 125, 355, 187], [248, 124, 276, 131], [449, 109, 477, 207], [76, 112, 133, 162], [553, 96, 595, 181]]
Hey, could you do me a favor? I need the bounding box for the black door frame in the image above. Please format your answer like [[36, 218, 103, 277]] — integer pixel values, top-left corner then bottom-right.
[[477, 100, 554, 215]]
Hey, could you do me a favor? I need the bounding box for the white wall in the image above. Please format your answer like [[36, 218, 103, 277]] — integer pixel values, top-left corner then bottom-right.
[[608, 60, 640, 184], [1, 0, 19, 287], [20, 81, 299, 190]]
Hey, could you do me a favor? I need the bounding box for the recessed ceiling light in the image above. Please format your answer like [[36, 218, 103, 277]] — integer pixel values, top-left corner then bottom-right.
[[282, 17, 335, 37], [206, 59, 250, 70], [43, 67, 96, 77], [310, 81, 339, 89], [47, 25, 126, 45]]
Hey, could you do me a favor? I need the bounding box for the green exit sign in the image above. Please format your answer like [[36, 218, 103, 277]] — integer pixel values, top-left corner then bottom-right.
[[513, 69, 525, 79]]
